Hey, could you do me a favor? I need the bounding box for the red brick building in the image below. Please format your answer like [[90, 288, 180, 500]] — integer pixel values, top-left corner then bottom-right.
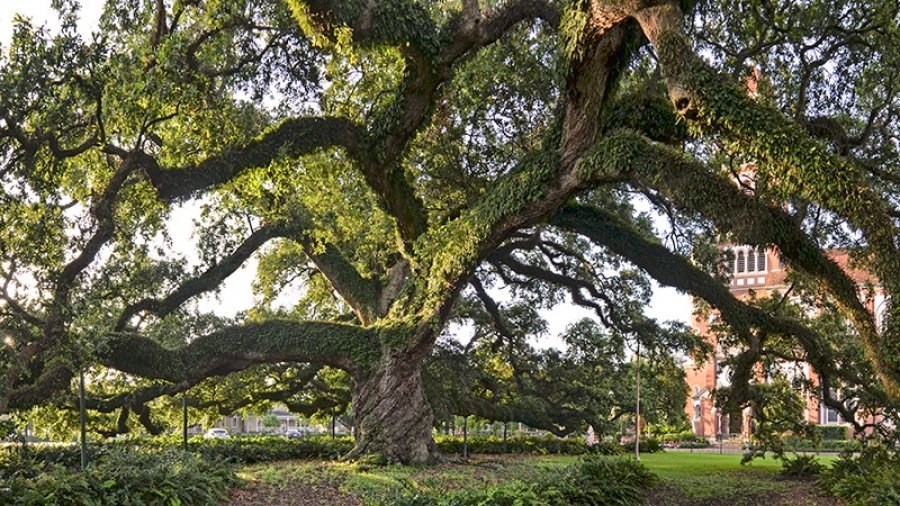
[[684, 246, 887, 441]]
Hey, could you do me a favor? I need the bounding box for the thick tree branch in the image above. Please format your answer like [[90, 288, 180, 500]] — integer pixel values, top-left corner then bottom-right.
[[100, 319, 376, 383], [137, 116, 367, 202], [551, 203, 860, 421], [630, 1, 900, 395], [576, 129, 896, 396], [114, 222, 295, 331]]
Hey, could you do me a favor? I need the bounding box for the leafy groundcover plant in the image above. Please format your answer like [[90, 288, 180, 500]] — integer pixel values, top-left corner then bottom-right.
[[0, 446, 239, 506], [819, 446, 900, 506], [389, 456, 658, 506]]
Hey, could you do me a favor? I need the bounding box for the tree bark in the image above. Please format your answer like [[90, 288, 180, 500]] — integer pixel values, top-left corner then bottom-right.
[[350, 350, 439, 464]]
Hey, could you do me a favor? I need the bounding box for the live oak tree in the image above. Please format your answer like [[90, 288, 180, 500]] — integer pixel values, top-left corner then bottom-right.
[[1, 0, 899, 464]]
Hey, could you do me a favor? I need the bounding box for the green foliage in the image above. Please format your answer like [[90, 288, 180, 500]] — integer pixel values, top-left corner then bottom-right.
[[820, 446, 900, 506], [780, 454, 824, 478], [435, 434, 601, 456], [389, 457, 657, 506], [817, 425, 850, 441], [622, 437, 662, 454], [0, 447, 238, 506]]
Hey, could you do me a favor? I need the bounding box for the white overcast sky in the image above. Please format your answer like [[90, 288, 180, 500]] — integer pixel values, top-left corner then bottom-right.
[[0, 1, 692, 348]]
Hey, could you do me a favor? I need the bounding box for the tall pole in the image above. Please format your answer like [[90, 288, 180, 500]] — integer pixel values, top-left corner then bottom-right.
[[462, 415, 469, 460], [635, 339, 641, 461], [79, 370, 88, 470], [182, 395, 188, 451]]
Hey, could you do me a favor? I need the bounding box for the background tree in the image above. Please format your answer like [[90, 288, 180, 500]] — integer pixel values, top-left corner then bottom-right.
[[0, 0, 898, 465]]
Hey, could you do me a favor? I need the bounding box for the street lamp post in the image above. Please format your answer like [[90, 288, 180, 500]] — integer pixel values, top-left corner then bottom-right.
[[79, 370, 88, 470], [635, 339, 641, 461], [182, 395, 188, 451]]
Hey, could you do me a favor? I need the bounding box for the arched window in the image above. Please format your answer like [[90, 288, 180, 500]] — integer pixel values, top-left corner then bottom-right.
[[736, 250, 746, 273], [747, 248, 756, 272], [757, 248, 766, 272]]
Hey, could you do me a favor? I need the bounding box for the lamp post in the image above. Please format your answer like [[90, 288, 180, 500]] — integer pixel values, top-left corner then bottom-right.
[[182, 395, 188, 451], [79, 370, 88, 470], [635, 339, 641, 461], [462, 415, 469, 460]]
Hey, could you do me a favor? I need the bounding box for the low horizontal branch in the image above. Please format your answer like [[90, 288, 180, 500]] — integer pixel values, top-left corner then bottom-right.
[[100, 319, 377, 383]]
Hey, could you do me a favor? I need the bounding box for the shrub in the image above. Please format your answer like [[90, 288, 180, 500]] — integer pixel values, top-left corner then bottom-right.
[[587, 440, 625, 455], [780, 454, 824, 477], [781, 436, 861, 453], [434, 435, 599, 456], [820, 446, 900, 506], [622, 437, 661, 453], [816, 425, 849, 441], [550, 457, 658, 506], [676, 439, 710, 449], [0, 447, 238, 506]]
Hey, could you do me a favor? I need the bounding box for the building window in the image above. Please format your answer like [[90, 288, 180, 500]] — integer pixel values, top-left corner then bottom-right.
[[729, 246, 767, 274], [232, 416, 239, 428]]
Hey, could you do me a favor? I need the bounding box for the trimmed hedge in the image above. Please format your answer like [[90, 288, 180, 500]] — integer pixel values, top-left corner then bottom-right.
[[782, 436, 862, 453], [2, 434, 630, 470], [0, 447, 238, 506], [434, 435, 613, 455], [816, 425, 850, 441]]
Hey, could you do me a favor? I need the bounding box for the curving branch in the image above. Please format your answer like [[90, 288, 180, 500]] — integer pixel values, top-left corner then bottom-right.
[[575, 128, 897, 397], [628, 1, 900, 395], [135, 116, 368, 203], [551, 203, 863, 427], [292, 0, 561, 247], [99, 319, 377, 382], [114, 222, 297, 331]]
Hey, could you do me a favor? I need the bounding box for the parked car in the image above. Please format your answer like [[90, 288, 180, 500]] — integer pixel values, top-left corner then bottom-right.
[[284, 429, 303, 439], [204, 428, 230, 439]]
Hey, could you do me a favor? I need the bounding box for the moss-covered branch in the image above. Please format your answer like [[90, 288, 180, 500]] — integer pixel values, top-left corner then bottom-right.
[[99, 319, 378, 383], [550, 204, 851, 411], [289, 1, 561, 248], [140, 116, 368, 202], [578, 128, 897, 397], [631, 1, 900, 395], [114, 223, 295, 331]]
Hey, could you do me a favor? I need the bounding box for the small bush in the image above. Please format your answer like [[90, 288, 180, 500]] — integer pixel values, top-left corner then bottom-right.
[[434, 434, 607, 456], [622, 437, 661, 453], [816, 425, 849, 441], [551, 457, 658, 506], [780, 454, 824, 477], [820, 446, 900, 506], [587, 440, 625, 455]]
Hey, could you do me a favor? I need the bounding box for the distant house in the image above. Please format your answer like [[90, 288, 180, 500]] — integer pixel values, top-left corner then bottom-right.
[[213, 405, 303, 434], [212, 404, 349, 435]]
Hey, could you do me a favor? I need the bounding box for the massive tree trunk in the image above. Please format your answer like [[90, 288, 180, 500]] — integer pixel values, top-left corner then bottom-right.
[[350, 349, 439, 464]]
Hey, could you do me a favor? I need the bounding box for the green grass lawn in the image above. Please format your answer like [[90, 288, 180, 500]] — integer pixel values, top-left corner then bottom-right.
[[638, 452, 839, 505], [227, 452, 841, 506]]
